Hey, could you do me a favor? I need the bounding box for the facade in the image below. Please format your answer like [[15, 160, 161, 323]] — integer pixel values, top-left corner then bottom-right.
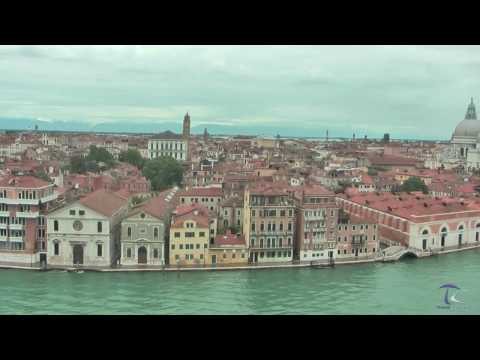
[[120, 188, 178, 266], [337, 192, 480, 253], [219, 195, 244, 232], [178, 186, 223, 214], [336, 211, 379, 259], [0, 176, 57, 265], [243, 183, 296, 264], [296, 185, 338, 262], [147, 131, 188, 161], [147, 113, 191, 161], [208, 230, 248, 266], [169, 204, 217, 266], [47, 190, 128, 267]]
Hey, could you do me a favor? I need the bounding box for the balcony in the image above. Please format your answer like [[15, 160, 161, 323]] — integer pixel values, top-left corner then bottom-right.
[[0, 198, 39, 205], [16, 211, 39, 218], [9, 224, 24, 230], [9, 236, 24, 243], [0, 211, 9, 217], [40, 192, 58, 203]]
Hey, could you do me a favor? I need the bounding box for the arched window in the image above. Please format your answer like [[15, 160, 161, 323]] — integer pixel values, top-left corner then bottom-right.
[[54, 220, 59, 231], [441, 227, 447, 247], [54, 242, 59, 256], [127, 227, 131, 238], [458, 225, 464, 244], [422, 229, 429, 235], [154, 228, 159, 240]]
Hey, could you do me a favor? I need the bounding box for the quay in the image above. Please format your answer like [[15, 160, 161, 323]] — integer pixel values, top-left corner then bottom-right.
[[2, 243, 480, 273]]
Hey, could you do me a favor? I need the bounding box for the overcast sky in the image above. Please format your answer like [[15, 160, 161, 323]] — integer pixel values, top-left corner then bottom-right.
[[0, 45, 479, 139]]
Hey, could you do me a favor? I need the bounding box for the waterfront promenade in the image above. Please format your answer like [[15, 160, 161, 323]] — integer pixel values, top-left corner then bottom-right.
[[2, 242, 480, 273]]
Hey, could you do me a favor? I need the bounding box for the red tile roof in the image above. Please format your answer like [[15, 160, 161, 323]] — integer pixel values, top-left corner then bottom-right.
[[130, 188, 178, 220], [79, 189, 128, 217], [0, 175, 50, 189], [178, 187, 223, 197], [171, 204, 211, 228], [340, 192, 480, 222], [213, 230, 246, 247]]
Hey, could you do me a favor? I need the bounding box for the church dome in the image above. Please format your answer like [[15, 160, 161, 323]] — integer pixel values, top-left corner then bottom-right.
[[452, 98, 478, 138]]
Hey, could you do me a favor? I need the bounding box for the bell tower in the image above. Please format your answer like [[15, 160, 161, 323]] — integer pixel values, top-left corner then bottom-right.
[[183, 112, 191, 138]]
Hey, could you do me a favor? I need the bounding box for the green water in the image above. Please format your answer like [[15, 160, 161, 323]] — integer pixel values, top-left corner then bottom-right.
[[1, 250, 480, 314]]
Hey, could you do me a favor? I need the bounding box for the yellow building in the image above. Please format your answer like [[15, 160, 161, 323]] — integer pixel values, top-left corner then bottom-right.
[[169, 204, 216, 267], [208, 230, 248, 266]]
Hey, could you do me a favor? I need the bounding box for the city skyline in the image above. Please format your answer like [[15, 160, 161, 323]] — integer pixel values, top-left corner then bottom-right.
[[1, 45, 480, 139]]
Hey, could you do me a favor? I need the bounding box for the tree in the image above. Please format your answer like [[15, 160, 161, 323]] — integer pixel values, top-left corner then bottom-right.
[[70, 156, 87, 174], [86, 145, 115, 168], [119, 149, 145, 169], [34, 168, 51, 182], [142, 157, 183, 191], [400, 176, 429, 194], [367, 167, 378, 176]]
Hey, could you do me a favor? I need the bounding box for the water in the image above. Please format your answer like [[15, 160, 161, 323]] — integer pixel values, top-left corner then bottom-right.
[[1, 250, 480, 314]]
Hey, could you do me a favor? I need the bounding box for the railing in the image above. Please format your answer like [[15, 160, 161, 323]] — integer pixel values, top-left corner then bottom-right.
[[16, 211, 39, 218]]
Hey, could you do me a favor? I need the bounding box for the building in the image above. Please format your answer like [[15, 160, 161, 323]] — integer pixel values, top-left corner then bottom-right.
[[219, 195, 244, 232], [336, 210, 379, 259], [296, 185, 338, 262], [120, 188, 178, 266], [337, 192, 480, 253], [451, 98, 478, 162], [243, 182, 296, 264], [147, 131, 189, 161], [178, 186, 223, 214], [147, 113, 191, 161], [47, 189, 128, 268], [183, 112, 191, 138], [169, 204, 217, 266], [0, 176, 58, 265], [208, 230, 248, 266]]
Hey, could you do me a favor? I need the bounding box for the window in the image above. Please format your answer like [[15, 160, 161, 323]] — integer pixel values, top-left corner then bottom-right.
[[179, 244, 183, 250], [127, 248, 132, 258], [223, 253, 227, 259], [69, 210, 76, 215], [204, 244, 208, 249], [185, 232, 194, 238], [199, 232, 206, 237], [154, 228, 159, 239], [54, 242, 59, 256], [196, 244, 200, 249], [174, 232, 181, 238], [288, 223, 292, 231], [97, 222, 102, 233], [54, 220, 59, 231], [79, 210, 85, 216], [175, 255, 179, 260], [252, 223, 256, 231], [154, 249, 159, 258], [171, 245, 175, 250], [97, 244, 103, 257], [127, 227, 132, 238]]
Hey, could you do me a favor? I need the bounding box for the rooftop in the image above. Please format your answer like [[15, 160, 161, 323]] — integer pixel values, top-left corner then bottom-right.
[[79, 189, 128, 217]]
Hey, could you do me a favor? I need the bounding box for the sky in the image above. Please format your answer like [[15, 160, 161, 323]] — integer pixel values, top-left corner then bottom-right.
[[1, 45, 480, 139]]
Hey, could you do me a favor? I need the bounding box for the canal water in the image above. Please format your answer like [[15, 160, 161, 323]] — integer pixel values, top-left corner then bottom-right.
[[1, 249, 479, 314]]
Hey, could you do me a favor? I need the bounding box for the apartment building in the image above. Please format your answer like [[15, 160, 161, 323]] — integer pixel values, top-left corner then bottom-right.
[[243, 182, 296, 264], [169, 204, 217, 266], [296, 184, 339, 262], [0, 175, 57, 265], [336, 210, 379, 259]]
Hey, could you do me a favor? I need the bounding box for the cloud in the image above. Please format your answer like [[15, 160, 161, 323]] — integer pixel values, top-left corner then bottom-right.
[[0, 45, 479, 139]]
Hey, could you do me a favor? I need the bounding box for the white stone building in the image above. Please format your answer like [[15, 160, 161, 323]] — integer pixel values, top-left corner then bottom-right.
[[120, 187, 178, 266], [147, 131, 188, 161], [47, 189, 128, 268]]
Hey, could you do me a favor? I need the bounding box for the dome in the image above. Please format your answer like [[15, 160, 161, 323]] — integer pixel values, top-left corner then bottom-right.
[[453, 119, 480, 138], [452, 98, 478, 138]]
